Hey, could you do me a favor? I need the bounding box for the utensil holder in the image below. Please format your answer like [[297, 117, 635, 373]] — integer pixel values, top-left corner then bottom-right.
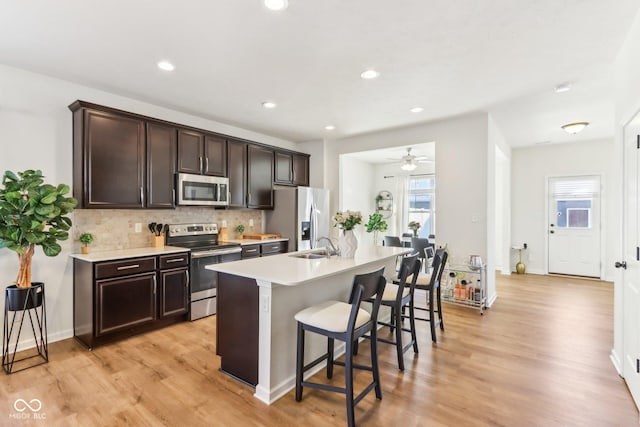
[[152, 235, 165, 248]]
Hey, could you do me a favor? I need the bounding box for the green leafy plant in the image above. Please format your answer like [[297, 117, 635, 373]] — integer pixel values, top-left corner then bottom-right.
[[365, 213, 388, 233], [408, 221, 421, 237], [79, 232, 94, 247], [236, 224, 245, 235], [0, 169, 77, 288], [333, 210, 362, 231]]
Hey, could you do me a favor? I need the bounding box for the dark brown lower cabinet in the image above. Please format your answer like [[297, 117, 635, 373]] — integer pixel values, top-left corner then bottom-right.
[[216, 273, 259, 386], [73, 252, 189, 349]]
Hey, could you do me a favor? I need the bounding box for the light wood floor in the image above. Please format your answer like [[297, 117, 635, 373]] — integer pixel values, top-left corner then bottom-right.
[[1, 274, 638, 426]]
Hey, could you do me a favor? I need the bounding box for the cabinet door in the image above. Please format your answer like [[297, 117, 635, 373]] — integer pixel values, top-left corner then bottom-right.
[[147, 122, 177, 208], [159, 267, 189, 318], [247, 144, 274, 209], [227, 140, 247, 208], [241, 244, 261, 259], [292, 154, 309, 186], [83, 109, 145, 208], [274, 151, 293, 184], [204, 135, 227, 176], [177, 129, 204, 174], [96, 272, 156, 336]]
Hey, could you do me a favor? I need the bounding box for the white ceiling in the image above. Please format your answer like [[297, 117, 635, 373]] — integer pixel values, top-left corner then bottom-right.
[[1, 1, 638, 148]]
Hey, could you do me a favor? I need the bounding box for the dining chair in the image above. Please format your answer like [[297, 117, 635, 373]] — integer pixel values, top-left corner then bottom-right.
[[383, 236, 403, 247], [372, 253, 422, 371], [410, 237, 434, 273], [414, 248, 448, 342], [294, 267, 386, 427]]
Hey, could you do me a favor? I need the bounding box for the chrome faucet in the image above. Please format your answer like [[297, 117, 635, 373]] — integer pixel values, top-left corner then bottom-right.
[[316, 237, 339, 256]]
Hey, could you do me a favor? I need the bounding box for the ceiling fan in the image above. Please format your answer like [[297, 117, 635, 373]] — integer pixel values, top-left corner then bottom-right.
[[388, 147, 433, 171]]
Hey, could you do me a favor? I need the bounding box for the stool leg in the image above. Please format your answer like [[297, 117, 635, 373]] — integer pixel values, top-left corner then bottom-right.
[[327, 338, 334, 379], [370, 327, 382, 399], [394, 304, 404, 371], [409, 299, 418, 354], [345, 339, 355, 427], [429, 289, 437, 342], [295, 323, 305, 401], [437, 287, 445, 331], [389, 306, 395, 333]]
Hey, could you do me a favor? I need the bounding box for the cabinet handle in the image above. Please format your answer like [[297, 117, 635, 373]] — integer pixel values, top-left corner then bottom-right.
[[166, 258, 185, 263], [117, 264, 140, 271], [199, 157, 203, 173], [140, 187, 144, 203], [246, 248, 258, 253], [172, 188, 176, 203], [153, 275, 157, 295], [205, 157, 209, 173], [185, 270, 190, 286]]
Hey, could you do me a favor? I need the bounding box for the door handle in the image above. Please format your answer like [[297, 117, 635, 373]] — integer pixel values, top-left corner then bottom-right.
[[550, 224, 555, 227], [615, 261, 627, 269], [549, 230, 555, 234]]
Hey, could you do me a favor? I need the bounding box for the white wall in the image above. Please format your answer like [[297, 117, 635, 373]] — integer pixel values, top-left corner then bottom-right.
[[613, 10, 640, 376], [511, 139, 617, 278], [338, 157, 376, 243], [0, 64, 296, 346], [489, 116, 512, 277]]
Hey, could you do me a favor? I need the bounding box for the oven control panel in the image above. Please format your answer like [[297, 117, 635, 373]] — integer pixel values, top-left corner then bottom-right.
[[168, 223, 218, 237]]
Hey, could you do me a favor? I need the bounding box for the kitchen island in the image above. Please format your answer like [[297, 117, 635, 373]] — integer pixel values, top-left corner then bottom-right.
[[206, 245, 409, 404]]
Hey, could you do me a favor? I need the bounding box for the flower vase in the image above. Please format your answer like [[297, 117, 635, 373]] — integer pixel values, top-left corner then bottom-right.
[[339, 229, 358, 258]]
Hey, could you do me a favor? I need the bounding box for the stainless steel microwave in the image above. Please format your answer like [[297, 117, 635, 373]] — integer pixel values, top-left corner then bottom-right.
[[176, 173, 229, 206]]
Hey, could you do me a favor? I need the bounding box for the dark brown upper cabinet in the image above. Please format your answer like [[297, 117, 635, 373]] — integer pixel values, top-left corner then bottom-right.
[[274, 151, 309, 186], [227, 139, 247, 208], [177, 130, 226, 176], [147, 122, 177, 208], [71, 105, 145, 208], [247, 144, 274, 209]]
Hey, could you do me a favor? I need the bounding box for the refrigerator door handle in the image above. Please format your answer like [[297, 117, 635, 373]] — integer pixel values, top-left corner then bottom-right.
[[310, 203, 316, 248]]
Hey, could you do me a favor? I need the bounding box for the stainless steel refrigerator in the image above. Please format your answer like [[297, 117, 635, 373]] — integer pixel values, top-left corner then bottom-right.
[[265, 187, 330, 251]]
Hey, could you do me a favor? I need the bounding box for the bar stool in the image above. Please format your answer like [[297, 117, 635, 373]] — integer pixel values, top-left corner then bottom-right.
[[375, 253, 422, 371], [414, 248, 447, 342], [294, 267, 386, 427]]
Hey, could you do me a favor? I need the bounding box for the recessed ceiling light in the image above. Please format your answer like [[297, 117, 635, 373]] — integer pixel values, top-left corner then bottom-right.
[[561, 122, 589, 134], [264, 0, 288, 11], [262, 101, 277, 109], [325, 125, 335, 131], [554, 83, 572, 93], [157, 61, 175, 71], [360, 69, 380, 80], [410, 107, 424, 113]]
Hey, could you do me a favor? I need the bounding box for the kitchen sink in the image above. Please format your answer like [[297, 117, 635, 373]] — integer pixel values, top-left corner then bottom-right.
[[288, 249, 331, 259]]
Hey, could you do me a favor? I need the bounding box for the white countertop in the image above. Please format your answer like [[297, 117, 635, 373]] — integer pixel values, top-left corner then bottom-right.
[[207, 245, 409, 286], [69, 245, 190, 262], [222, 238, 289, 246]]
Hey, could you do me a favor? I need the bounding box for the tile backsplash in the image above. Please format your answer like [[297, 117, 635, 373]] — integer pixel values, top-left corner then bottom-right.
[[72, 208, 263, 252]]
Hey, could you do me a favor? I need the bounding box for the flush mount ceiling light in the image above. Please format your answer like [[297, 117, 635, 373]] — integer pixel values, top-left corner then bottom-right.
[[360, 69, 380, 80], [324, 125, 335, 131], [554, 83, 572, 93], [410, 107, 424, 113], [157, 61, 175, 71], [264, 0, 288, 11], [262, 101, 277, 109], [561, 122, 589, 134]]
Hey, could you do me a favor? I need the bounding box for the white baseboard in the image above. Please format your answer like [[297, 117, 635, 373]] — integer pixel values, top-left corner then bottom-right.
[[8, 328, 73, 353], [610, 348, 623, 377]]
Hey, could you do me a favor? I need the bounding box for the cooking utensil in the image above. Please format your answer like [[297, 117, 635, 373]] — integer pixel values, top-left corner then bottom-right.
[[156, 223, 163, 236], [149, 222, 156, 234], [163, 224, 169, 235]]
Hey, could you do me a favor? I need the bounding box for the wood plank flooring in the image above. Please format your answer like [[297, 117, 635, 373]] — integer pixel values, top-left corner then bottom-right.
[[0, 273, 637, 426]]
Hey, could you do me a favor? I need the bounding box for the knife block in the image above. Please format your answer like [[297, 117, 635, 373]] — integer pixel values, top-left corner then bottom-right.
[[219, 227, 228, 242], [152, 235, 165, 248]]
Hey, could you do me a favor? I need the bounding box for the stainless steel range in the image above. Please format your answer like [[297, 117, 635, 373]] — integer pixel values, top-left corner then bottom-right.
[[166, 223, 242, 320]]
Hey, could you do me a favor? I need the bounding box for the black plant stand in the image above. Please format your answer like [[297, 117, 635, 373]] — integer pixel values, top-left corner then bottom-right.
[[2, 282, 48, 374]]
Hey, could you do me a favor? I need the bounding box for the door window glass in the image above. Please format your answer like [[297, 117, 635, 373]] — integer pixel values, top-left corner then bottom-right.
[[556, 199, 592, 228]]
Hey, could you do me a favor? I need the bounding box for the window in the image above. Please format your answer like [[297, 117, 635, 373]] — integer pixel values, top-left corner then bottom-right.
[[556, 199, 592, 228], [407, 174, 435, 236]]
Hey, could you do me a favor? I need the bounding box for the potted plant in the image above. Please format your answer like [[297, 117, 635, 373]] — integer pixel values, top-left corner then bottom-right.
[[408, 221, 421, 237], [333, 210, 362, 258], [236, 224, 245, 238], [0, 169, 77, 310], [79, 232, 94, 254], [365, 213, 388, 246]]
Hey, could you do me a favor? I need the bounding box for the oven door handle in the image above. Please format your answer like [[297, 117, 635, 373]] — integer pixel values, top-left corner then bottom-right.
[[191, 248, 242, 258]]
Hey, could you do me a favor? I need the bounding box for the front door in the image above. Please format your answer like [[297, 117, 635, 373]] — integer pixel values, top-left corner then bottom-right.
[[622, 111, 640, 408], [547, 175, 601, 278]]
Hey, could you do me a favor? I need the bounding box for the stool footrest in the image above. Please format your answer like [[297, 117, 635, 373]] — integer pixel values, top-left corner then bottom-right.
[[303, 353, 329, 373], [332, 359, 373, 372]]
